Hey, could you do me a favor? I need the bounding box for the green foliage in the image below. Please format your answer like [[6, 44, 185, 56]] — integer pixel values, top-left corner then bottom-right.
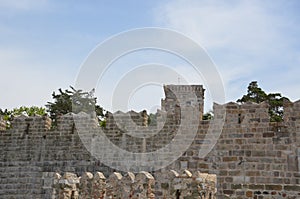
[[46, 86, 105, 127], [202, 110, 214, 120], [148, 113, 157, 126], [267, 93, 289, 122], [0, 109, 10, 122], [237, 81, 267, 104], [99, 120, 106, 127], [10, 106, 46, 117], [0, 106, 46, 128], [237, 81, 290, 122]]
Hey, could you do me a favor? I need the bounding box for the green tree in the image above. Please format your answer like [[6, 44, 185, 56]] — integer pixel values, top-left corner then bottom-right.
[[46, 86, 105, 126], [10, 106, 46, 117], [202, 110, 214, 120], [0, 106, 46, 128], [148, 113, 157, 126], [237, 81, 289, 122], [0, 109, 10, 122], [267, 93, 289, 122], [237, 81, 267, 103]]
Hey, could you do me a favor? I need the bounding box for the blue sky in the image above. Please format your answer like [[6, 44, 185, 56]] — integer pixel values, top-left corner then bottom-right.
[[1, 0, 300, 113]]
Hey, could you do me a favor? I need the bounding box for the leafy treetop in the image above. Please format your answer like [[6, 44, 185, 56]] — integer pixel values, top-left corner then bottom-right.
[[237, 81, 289, 122], [46, 86, 105, 126], [0, 106, 46, 128], [202, 110, 214, 120]]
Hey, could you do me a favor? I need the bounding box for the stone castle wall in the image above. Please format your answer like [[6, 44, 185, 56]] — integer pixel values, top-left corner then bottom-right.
[[51, 170, 216, 199], [0, 84, 300, 198]]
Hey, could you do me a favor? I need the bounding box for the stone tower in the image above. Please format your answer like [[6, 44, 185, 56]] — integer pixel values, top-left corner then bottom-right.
[[161, 85, 205, 122]]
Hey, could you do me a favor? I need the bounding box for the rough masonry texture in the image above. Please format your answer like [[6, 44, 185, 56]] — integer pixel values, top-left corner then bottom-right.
[[52, 169, 216, 199], [0, 84, 300, 199]]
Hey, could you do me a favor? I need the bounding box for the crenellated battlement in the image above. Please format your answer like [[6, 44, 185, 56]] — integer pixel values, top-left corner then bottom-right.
[[162, 84, 205, 122], [163, 84, 204, 94], [3, 99, 300, 134], [213, 101, 270, 125], [106, 110, 149, 128], [1, 85, 300, 198], [50, 169, 216, 199], [283, 99, 300, 122], [9, 114, 51, 135], [0, 116, 6, 131]]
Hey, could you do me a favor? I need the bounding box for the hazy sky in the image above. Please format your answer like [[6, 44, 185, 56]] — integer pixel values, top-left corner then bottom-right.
[[1, 0, 300, 113]]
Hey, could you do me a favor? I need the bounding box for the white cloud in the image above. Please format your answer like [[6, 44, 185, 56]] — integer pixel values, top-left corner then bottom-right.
[[154, 0, 300, 102], [1, 0, 299, 114], [155, 0, 291, 53]]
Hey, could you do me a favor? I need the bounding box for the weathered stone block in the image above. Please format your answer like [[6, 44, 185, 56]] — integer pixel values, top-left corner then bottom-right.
[[284, 185, 300, 191], [265, 184, 282, 191]]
